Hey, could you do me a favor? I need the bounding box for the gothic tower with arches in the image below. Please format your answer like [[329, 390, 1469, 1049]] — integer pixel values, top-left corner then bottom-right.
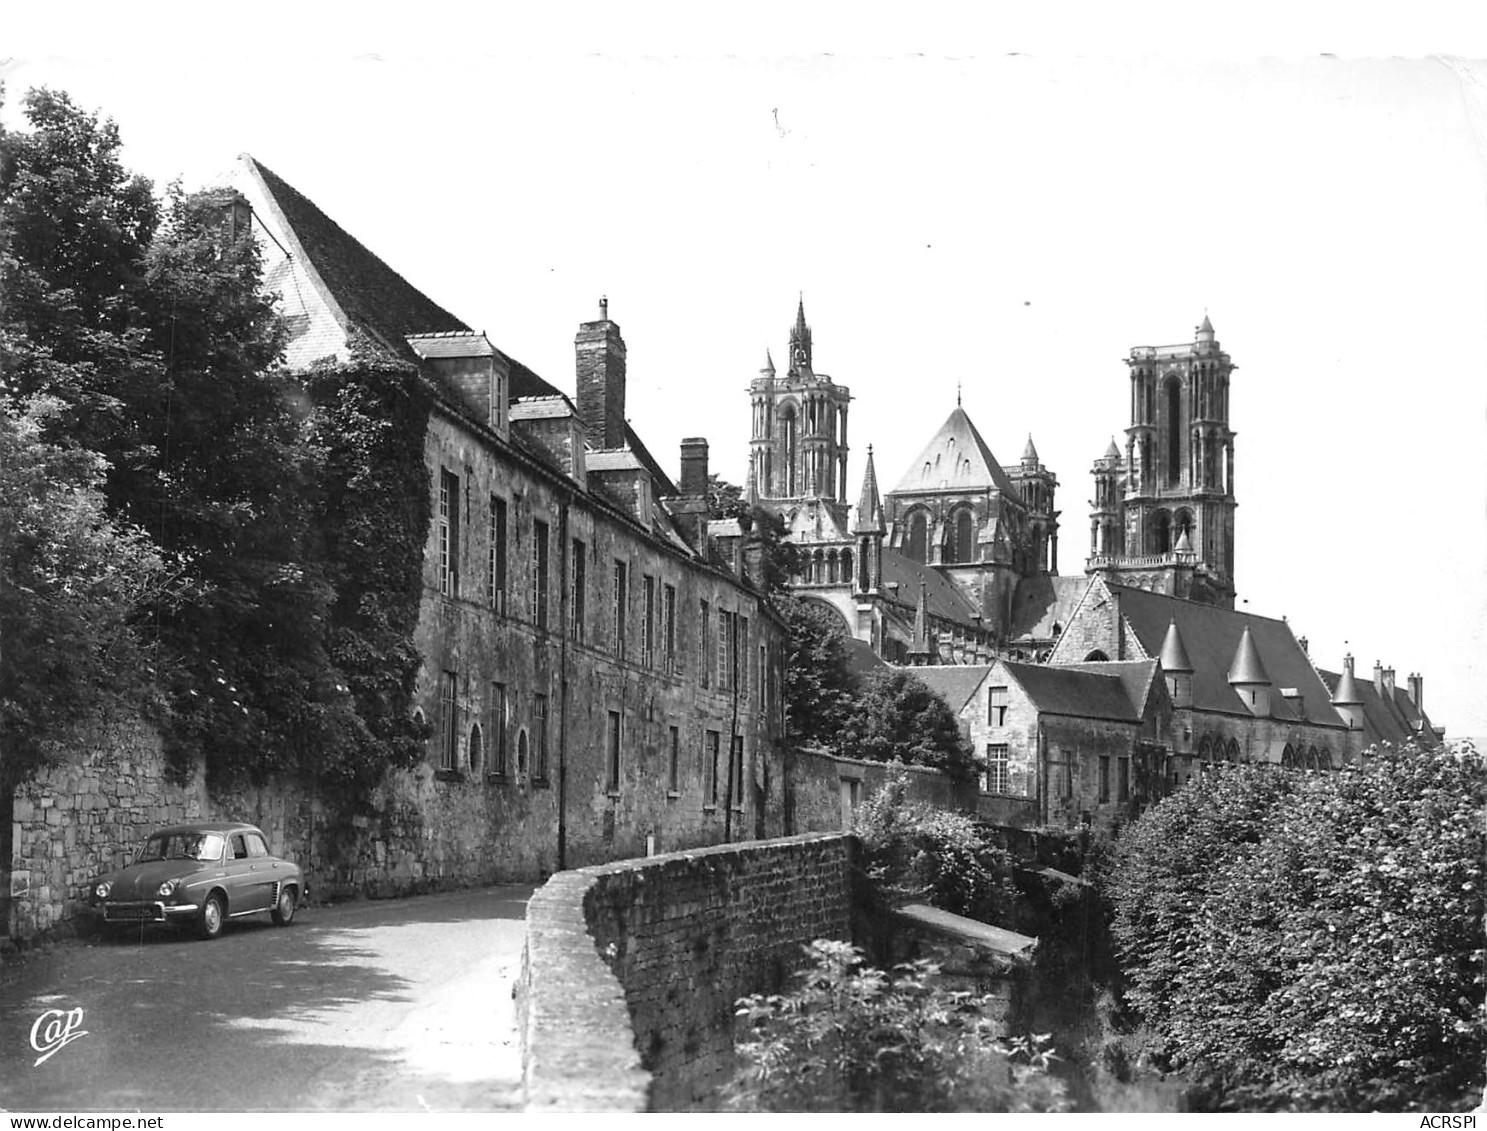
[[1086, 315, 1237, 607]]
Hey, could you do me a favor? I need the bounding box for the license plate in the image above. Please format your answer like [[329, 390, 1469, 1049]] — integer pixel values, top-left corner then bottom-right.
[[106, 905, 158, 920]]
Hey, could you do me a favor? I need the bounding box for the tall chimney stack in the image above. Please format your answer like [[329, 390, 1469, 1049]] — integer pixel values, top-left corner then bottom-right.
[[1408, 672, 1423, 711], [679, 438, 709, 498], [576, 297, 627, 450]]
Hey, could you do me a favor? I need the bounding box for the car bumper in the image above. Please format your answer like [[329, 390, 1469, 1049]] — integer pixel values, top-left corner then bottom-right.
[[97, 901, 200, 922]]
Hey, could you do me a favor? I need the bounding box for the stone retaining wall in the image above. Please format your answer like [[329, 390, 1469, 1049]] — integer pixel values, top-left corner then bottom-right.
[[518, 833, 857, 1111]]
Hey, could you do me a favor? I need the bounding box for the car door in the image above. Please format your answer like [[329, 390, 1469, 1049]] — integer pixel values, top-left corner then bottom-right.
[[244, 831, 279, 910], [224, 832, 268, 912]]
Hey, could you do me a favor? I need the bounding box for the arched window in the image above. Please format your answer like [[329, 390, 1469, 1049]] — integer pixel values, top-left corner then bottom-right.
[[468, 723, 484, 776], [1227, 739, 1240, 763], [782, 405, 798, 495], [1083, 649, 1110, 662], [827, 550, 839, 584], [948, 509, 975, 563], [517, 730, 529, 776], [1281, 743, 1295, 768], [1198, 735, 1212, 761], [842, 549, 855, 589], [907, 511, 929, 564], [1148, 509, 1172, 555], [1165, 376, 1183, 485], [812, 549, 824, 583], [1317, 747, 1332, 770], [1305, 746, 1319, 770]]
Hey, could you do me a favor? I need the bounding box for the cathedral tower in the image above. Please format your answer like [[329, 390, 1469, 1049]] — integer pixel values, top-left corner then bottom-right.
[[1088, 316, 1237, 606], [749, 298, 852, 514]]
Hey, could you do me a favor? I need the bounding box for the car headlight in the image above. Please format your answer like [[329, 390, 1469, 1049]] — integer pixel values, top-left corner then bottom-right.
[[157, 879, 177, 898], [94, 882, 111, 899]]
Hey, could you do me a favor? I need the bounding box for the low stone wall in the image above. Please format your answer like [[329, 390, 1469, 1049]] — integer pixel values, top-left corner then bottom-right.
[[518, 833, 858, 1112], [788, 746, 972, 833]]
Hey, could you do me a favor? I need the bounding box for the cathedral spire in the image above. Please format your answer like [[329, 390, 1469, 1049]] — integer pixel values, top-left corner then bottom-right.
[[910, 579, 931, 664], [787, 295, 813, 376], [854, 445, 885, 534]]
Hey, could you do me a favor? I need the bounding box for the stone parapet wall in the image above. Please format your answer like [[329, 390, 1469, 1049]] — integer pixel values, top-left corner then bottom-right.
[[788, 746, 971, 833], [518, 833, 857, 1112]]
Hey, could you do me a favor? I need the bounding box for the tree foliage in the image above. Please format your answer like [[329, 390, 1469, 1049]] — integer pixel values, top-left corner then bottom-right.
[[729, 939, 1068, 1112], [0, 86, 431, 798], [854, 770, 1018, 926], [778, 593, 857, 746], [842, 669, 978, 781], [1107, 743, 1486, 1111]]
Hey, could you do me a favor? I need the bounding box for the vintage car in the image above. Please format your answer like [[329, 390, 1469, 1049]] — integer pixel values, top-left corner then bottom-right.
[[89, 821, 306, 940]]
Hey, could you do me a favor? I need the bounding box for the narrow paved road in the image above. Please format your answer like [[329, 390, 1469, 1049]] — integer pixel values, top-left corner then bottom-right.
[[0, 885, 533, 1113]]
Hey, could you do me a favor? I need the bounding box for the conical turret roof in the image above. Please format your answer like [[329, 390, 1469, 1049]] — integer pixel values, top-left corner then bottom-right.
[[1104, 437, 1122, 460], [1022, 434, 1040, 462], [1227, 626, 1271, 686], [1199, 312, 1214, 334], [854, 445, 885, 534], [1158, 619, 1194, 674], [1331, 655, 1364, 705]]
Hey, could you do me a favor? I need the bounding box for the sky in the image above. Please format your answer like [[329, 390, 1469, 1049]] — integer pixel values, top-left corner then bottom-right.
[[4, 6, 1486, 740]]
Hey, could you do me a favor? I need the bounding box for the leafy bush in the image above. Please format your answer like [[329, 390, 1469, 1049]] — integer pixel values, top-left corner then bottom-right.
[[728, 939, 1068, 1112], [842, 669, 979, 781], [854, 770, 1017, 926], [1108, 742, 1486, 1111]]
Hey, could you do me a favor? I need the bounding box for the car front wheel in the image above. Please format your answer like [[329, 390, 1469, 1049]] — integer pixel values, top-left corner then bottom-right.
[[271, 886, 296, 926], [198, 893, 225, 940]]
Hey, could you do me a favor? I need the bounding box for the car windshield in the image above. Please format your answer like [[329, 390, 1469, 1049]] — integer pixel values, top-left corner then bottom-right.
[[137, 832, 225, 862]]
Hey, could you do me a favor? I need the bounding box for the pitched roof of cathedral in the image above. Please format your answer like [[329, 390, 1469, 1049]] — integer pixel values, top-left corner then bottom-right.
[[1004, 659, 1157, 723], [1100, 583, 1344, 727], [879, 549, 982, 630], [1007, 574, 1090, 642], [889, 406, 1021, 497]]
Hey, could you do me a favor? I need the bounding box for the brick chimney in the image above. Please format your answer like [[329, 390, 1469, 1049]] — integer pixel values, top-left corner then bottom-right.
[[575, 297, 627, 450], [670, 438, 710, 551], [679, 437, 709, 497]]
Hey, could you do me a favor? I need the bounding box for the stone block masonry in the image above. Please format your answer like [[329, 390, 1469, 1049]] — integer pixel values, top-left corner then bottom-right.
[[518, 833, 857, 1112]]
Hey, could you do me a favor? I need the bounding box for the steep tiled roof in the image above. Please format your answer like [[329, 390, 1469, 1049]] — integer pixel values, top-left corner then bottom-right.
[[880, 548, 982, 630], [1317, 669, 1438, 748], [1055, 659, 1164, 720], [1004, 660, 1150, 723], [1008, 574, 1091, 641], [889, 406, 1021, 497], [913, 665, 994, 714], [1107, 584, 1344, 727], [245, 156, 467, 359]]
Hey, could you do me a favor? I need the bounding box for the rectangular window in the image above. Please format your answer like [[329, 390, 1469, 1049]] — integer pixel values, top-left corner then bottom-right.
[[988, 685, 1009, 727], [663, 584, 677, 673], [717, 610, 733, 692], [489, 495, 507, 612], [606, 710, 622, 792], [492, 683, 508, 776], [668, 725, 680, 793], [438, 670, 458, 771], [759, 644, 768, 713], [740, 617, 749, 699], [534, 693, 549, 781], [531, 520, 550, 630], [612, 560, 628, 658], [1099, 755, 1111, 803], [570, 538, 586, 642], [699, 601, 711, 688], [643, 575, 656, 667], [1118, 756, 1130, 802], [731, 734, 745, 807], [439, 470, 460, 596], [986, 743, 1009, 794], [705, 729, 720, 805]]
